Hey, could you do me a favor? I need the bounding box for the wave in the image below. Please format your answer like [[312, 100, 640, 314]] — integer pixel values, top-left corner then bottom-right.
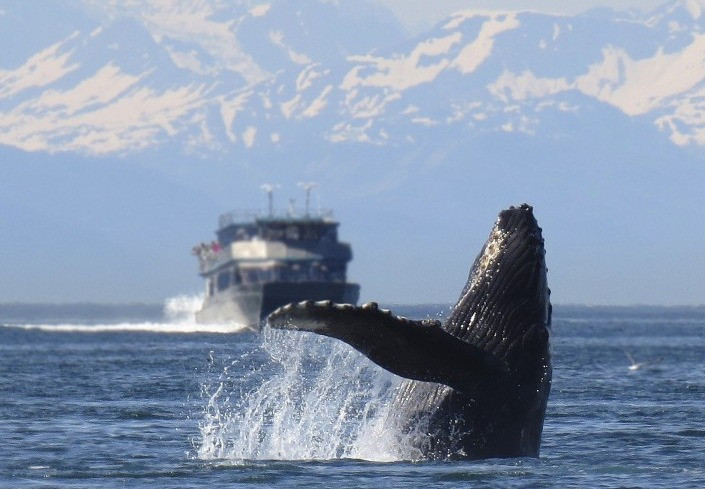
[[2, 321, 249, 334], [0, 294, 252, 334]]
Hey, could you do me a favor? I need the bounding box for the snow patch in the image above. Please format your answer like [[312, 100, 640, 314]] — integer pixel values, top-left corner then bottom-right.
[[295, 64, 322, 92], [328, 120, 374, 143], [29, 64, 141, 113], [451, 13, 521, 75], [655, 92, 705, 145], [301, 85, 332, 118], [443, 10, 513, 30], [343, 92, 401, 119], [0, 39, 79, 99], [342, 33, 461, 91], [484, 31, 705, 146], [249, 3, 271, 17], [137, 2, 269, 83], [411, 116, 439, 126], [0, 47, 209, 154], [488, 70, 569, 103], [281, 94, 302, 119], [270, 30, 312, 65], [242, 126, 257, 148], [576, 35, 705, 115], [164, 46, 211, 75], [0, 82, 206, 154], [185, 112, 219, 153], [261, 93, 272, 109], [220, 91, 253, 142], [684, 0, 705, 20]]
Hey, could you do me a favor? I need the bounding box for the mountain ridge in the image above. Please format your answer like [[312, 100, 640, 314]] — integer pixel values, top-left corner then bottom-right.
[[4, 1, 705, 155]]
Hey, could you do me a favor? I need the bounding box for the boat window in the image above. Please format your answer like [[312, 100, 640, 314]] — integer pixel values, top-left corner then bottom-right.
[[217, 271, 231, 291], [324, 262, 346, 282], [255, 268, 271, 282], [285, 225, 300, 240], [240, 269, 259, 284]]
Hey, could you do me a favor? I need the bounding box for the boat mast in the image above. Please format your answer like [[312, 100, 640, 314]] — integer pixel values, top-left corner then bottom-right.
[[298, 182, 318, 217], [260, 183, 280, 218]]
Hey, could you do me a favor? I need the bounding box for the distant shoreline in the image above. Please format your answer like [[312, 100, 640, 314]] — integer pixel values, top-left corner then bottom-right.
[[0, 302, 164, 325], [2, 302, 705, 325]]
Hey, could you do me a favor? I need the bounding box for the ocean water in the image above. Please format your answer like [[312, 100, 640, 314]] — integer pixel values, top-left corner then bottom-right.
[[1, 299, 704, 488]]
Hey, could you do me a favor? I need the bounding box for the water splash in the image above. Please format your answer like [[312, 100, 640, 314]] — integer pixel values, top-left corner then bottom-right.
[[197, 328, 422, 462], [164, 294, 205, 322]]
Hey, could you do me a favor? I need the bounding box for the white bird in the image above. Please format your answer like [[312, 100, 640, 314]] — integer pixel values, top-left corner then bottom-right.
[[624, 351, 645, 371]]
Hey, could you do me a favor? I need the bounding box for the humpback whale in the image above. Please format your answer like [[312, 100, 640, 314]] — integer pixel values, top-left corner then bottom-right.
[[267, 204, 552, 460]]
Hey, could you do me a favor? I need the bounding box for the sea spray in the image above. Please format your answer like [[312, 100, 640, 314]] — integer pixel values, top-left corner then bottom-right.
[[164, 294, 205, 323], [197, 327, 424, 462]]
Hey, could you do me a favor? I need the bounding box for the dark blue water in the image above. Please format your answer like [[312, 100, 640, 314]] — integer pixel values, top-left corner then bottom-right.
[[1, 305, 704, 488]]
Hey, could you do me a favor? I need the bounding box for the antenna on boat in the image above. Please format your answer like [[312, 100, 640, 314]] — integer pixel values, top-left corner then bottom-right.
[[260, 183, 280, 218], [297, 182, 318, 217]]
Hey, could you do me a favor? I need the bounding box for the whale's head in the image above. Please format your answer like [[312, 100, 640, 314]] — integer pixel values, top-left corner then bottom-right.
[[443, 204, 551, 456], [446, 203, 551, 389]]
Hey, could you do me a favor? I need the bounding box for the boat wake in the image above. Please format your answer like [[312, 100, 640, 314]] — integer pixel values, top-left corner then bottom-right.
[[197, 328, 423, 462], [1, 294, 251, 334]]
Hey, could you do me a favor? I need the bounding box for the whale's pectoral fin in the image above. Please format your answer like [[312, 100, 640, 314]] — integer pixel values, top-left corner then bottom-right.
[[266, 301, 509, 394]]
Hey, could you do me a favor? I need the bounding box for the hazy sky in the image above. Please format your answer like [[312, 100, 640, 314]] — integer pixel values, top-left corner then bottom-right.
[[379, 0, 666, 32]]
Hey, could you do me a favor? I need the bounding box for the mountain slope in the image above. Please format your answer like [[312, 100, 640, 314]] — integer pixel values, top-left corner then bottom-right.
[[4, 1, 705, 155]]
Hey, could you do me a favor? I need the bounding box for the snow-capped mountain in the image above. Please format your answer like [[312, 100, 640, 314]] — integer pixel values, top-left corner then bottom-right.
[[0, 0, 405, 154], [3, 0, 705, 306], [4, 0, 705, 155]]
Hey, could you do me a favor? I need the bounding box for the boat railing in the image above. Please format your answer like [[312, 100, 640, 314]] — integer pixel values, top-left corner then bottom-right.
[[196, 250, 231, 273], [219, 208, 334, 228], [192, 242, 228, 273]]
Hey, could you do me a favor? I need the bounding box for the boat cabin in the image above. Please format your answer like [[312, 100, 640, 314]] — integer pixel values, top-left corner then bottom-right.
[[194, 210, 353, 298]]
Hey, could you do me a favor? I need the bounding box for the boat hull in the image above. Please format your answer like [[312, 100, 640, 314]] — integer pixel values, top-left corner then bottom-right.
[[195, 281, 360, 330]]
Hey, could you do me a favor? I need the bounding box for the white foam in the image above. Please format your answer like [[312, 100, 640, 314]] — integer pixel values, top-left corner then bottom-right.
[[196, 329, 419, 462], [1, 294, 250, 334], [164, 293, 204, 322], [4, 321, 247, 334]]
